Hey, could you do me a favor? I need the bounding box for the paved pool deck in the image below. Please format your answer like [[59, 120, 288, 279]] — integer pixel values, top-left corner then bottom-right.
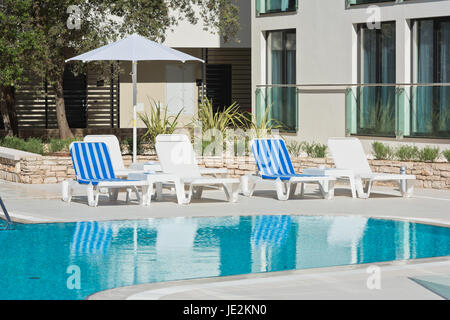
[[0, 179, 449, 300]]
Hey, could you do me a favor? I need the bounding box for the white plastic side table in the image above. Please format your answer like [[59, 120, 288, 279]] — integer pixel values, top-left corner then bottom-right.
[[303, 168, 356, 198]]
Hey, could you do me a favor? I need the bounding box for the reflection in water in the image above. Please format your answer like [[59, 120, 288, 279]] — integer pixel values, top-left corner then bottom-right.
[[0, 216, 449, 300], [70, 221, 114, 256]]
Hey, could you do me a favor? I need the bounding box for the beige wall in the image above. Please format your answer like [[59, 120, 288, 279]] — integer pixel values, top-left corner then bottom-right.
[[119, 58, 202, 129], [164, 0, 251, 48]]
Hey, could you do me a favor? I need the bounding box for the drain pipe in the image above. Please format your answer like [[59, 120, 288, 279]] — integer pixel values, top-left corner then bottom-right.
[[0, 197, 13, 230]]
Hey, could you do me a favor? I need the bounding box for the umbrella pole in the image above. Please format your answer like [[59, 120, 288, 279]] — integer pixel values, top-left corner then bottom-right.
[[132, 61, 138, 163]]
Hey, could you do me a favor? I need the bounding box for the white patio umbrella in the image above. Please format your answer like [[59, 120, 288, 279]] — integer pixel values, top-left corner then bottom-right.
[[66, 34, 204, 162]]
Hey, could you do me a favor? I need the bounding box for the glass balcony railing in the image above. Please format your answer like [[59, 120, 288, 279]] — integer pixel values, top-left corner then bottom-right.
[[255, 86, 298, 132], [346, 84, 450, 138], [346, 0, 395, 7], [256, 0, 298, 15], [255, 83, 450, 139]]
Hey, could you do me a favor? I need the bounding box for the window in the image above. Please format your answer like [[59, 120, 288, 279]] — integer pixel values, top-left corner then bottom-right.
[[256, 0, 298, 15], [266, 29, 297, 131], [347, 0, 394, 6], [411, 17, 450, 138], [357, 22, 396, 136]]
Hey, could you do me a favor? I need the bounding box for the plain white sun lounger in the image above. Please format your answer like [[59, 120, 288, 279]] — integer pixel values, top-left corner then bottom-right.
[[155, 134, 240, 205], [328, 137, 416, 198]]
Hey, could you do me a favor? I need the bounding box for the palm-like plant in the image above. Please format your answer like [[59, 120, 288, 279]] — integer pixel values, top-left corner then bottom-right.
[[194, 97, 247, 132], [245, 105, 283, 139], [138, 99, 183, 146]]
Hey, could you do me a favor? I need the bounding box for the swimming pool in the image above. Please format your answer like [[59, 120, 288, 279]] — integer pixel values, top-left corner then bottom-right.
[[1, 215, 449, 300]]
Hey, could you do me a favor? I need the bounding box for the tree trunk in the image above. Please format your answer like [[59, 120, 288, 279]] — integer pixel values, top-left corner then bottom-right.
[[0, 85, 18, 136], [54, 66, 73, 139]]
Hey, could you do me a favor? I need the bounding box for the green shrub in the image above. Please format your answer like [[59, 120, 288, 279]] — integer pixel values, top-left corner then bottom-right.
[[286, 140, 304, 158], [48, 137, 81, 153], [443, 150, 450, 162], [122, 136, 144, 155], [372, 142, 394, 160], [0, 136, 44, 155], [418, 146, 440, 162], [1, 136, 27, 150], [395, 145, 419, 161], [302, 142, 327, 158], [24, 138, 44, 155]]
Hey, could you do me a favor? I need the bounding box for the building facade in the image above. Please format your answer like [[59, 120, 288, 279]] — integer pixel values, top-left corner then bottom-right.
[[13, 1, 251, 135], [252, 0, 450, 151]]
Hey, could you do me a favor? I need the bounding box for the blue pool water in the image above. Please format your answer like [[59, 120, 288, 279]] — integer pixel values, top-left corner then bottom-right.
[[0, 215, 449, 300]]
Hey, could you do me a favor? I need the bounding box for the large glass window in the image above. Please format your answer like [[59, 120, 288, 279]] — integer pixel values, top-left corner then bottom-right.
[[256, 0, 297, 15], [266, 30, 297, 131], [412, 17, 450, 138], [357, 22, 396, 136]]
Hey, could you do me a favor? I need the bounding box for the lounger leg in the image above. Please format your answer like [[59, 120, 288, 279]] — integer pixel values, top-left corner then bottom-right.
[[275, 180, 290, 201], [155, 182, 163, 201], [62, 180, 74, 202], [223, 183, 240, 203], [192, 186, 203, 199], [364, 180, 373, 198], [348, 175, 357, 199], [241, 175, 257, 197], [109, 189, 119, 201], [319, 180, 335, 200], [133, 186, 141, 202], [300, 183, 305, 197], [87, 184, 96, 207], [289, 183, 297, 198], [174, 180, 188, 205], [140, 184, 152, 206], [94, 188, 101, 207], [401, 180, 415, 198], [355, 178, 369, 199]]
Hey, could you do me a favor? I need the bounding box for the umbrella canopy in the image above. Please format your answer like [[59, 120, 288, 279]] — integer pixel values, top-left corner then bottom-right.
[[66, 34, 204, 162], [66, 34, 204, 63]]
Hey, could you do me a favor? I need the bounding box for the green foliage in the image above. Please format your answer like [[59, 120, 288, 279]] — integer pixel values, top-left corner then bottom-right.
[[122, 136, 143, 156], [372, 142, 394, 160], [302, 142, 328, 158], [245, 106, 283, 139], [443, 150, 450, 162], [0, 136, 44, 155], [395, 145, 420, 161], [417, 146, 440, 162], [138, 100, 182, 146], [195, 98, 247, 133], [0, 0, 45, 86], [48, 137, 81, 153], [23, 137, 44, 155], [286, 140, 304, 158]]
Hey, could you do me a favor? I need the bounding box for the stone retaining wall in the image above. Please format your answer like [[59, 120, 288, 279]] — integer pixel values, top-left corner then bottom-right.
[[1, 154, 449, 190]]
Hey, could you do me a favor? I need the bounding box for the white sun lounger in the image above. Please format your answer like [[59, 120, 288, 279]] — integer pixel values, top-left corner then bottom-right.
[[328, 137, 416, 198], [84, 134, 229, 177], [62, 142, 151, 207], [242, 139, 336, 201], [155, 134, 240, 205]]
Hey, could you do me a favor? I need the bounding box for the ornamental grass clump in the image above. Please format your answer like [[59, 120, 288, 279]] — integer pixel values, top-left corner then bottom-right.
[[395, 145, 420, 161], [302, 142, 327, 158], [417, 146, 440, 162], [372, 142, 394, 160], [443, 150, 450, 162]]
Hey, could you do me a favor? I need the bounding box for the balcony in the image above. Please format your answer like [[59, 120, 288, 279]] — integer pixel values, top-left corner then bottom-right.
[[256, 0, 298, 15], [255, 85, 298, 132], [255, 83, 450, 138]]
